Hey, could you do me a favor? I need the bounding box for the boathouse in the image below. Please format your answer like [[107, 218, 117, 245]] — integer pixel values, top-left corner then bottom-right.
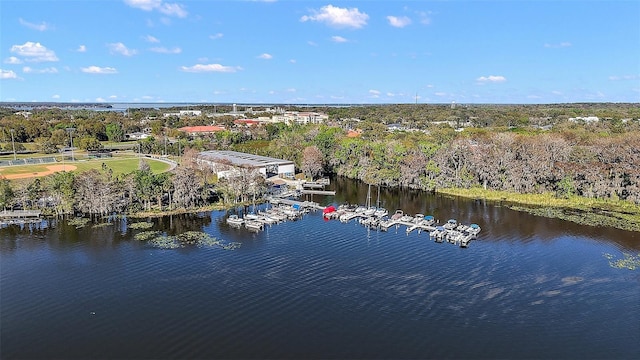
[[197, 150, 295, 179]]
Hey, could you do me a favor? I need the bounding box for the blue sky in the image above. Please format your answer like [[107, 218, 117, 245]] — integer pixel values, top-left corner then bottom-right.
[[1, 0, 639, 104]]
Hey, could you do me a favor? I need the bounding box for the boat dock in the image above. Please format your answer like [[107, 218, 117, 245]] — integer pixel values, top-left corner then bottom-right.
[[324, 205, 481, 248], [0, 210, 43, 226]]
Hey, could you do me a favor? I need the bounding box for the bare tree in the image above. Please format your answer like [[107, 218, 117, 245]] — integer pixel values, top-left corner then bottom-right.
[[301, 145, 324, 180]]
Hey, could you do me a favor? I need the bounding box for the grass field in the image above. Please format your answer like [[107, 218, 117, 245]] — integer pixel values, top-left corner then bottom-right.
[[0, 157, 172, 180]]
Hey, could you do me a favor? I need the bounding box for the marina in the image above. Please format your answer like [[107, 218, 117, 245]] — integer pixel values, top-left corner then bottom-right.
[[227, 183, 482, 247], [323, 204, 481, 247]]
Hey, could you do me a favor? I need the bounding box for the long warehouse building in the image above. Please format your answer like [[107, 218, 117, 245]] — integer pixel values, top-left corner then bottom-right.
[[197, 150, 295, 179]]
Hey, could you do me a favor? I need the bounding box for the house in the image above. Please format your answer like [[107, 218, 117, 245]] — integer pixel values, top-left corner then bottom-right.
[[124, 132, 150, 140], [346, 129, 362, 138], [197, 150, 295, 179]]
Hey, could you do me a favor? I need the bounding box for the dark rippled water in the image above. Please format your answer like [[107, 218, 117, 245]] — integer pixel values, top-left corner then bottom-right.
[[2, 179, 639, 359]]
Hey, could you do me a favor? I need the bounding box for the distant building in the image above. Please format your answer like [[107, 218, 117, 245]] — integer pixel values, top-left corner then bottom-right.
[[271, 111, 328, 125], [124, 132, 150, 140], [346, 129, 362, 138], [178, 125, 225, 136], [197, 150, 295, 179], [163, 110, 202, 118]]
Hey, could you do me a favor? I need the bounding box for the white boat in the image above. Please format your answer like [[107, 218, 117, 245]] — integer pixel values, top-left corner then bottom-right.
[[373, 208, 388, 218], [422, 215, 435, 226], [467, 223, 481, 238], [226, 214, 244, 226], [245, 220, 263, 231], [244, 213, 259, 220], [443, 219, 458, 230], [391, 210, 404, 220]]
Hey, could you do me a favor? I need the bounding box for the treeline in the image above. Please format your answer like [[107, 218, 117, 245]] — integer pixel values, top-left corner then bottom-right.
[[0, 150, 267, 216], [1, 103, 640, 213], [259, 122, 640, 204]]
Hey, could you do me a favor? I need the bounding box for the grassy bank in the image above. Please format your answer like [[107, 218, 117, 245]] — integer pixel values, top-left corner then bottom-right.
[[437, 187, 640, 232]]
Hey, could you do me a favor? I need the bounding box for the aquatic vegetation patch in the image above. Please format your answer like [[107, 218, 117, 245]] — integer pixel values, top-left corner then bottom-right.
[[134, 230, 240, 250], [509, 206, 640, 232], [68, 217, 91, 229], [603, 253, 640, 270], [128, 222, 154, 230], [134, 230, 162, 242]]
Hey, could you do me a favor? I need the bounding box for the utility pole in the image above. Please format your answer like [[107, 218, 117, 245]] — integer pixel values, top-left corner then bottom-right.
[[9, 129, 16, 161], [66, 128, 75, 161]]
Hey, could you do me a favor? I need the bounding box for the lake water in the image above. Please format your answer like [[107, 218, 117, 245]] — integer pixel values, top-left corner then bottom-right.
[[2, 178, 639, 359]]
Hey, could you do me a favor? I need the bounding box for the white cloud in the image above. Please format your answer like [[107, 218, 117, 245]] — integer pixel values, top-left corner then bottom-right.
[[150, 47, 182, 54], [551, 90, 563, 95], [144, 35, 160, 43], [434, 92, 447, 96], [158, 3, 187, 17], [96, 97, 106, 102], [108, 42, 138, 56], [52, 94, 60, 99], [544, 42, 572, 48], [417, 11, 432, 25], [76, 45, 87, 52], [180, 63, 241, 73], [387, 16, 411, 28], [476, 75, 507, 83], [289, 59, 296, 64], [10, 42, 59, 62], [0, 69, 18, 79], [209, 33, 224, 40], [386, 92, 395, 97], [19, 18, 52, 31], [301, 5, 369, 29], [124, 0, 188, 18], [307, 41, 318, 46], [608, 74, 638, 81], [257, 53, 273, 59], [81, 66, 118, 74], [286, 88, 296, 92], [4, 56, 22, 64], [369, 89, 381, 98], [109, 95, 118, 99], [331, 36, 348, 43], [23, 66, 58, 74]]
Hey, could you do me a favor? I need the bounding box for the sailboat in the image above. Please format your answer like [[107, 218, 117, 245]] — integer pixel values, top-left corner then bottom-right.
[[363, 184, 376, 216], [245, 193, 259, 220], [373, 185, 388, 217]]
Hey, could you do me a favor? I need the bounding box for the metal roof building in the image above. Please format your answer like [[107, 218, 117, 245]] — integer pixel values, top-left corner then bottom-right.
[[197, 150, 295, 179]]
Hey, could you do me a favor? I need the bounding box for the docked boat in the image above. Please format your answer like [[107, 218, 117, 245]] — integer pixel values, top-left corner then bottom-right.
[[226, 214, 245, 226], [467, 223, 481, 238], [443, 219, 458, 230], [422, 215, 435, 226], [245, 220, 264, 231], [391, 210, 404, 221], [373, 208, 388, 218]]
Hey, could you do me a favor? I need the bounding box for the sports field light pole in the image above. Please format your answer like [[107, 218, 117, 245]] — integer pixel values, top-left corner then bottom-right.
[[66, 127, 75, 161], [9, 129, 16, 161]]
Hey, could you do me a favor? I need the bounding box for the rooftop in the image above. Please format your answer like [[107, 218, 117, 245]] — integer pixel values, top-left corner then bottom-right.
[[198, 150, 293, 168]]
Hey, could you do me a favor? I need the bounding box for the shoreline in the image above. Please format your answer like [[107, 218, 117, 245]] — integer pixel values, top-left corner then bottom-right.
[[436, 187, 640, 232]]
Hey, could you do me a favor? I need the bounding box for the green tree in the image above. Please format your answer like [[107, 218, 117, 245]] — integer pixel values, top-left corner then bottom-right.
[[0, 179, 14, 210], [105, 123, 124, 142]]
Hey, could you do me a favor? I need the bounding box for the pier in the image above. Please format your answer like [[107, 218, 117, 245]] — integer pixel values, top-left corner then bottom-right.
[[324, 205, 481, 248], [0, 210, 43, 226]]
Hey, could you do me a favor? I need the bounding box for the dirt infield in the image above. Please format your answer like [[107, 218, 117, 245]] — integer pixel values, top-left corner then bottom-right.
[[0, 164, 77, 180]]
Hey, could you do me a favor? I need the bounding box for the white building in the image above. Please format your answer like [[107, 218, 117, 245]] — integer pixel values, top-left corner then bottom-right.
[[271, 111, 329, 125], [197, 150, 295, 179]]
